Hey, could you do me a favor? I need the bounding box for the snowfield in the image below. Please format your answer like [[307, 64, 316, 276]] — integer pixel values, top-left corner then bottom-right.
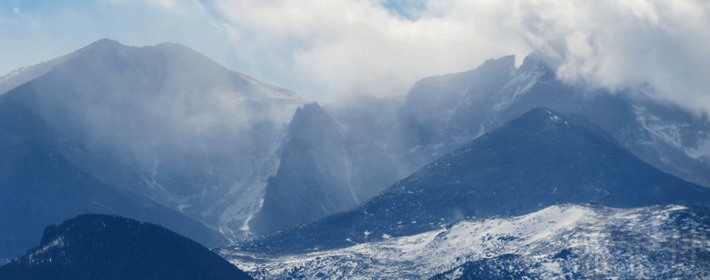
[[221, 204, 710, 279]]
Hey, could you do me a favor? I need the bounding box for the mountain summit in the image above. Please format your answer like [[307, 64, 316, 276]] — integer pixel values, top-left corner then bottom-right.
[[237, 107, 710, 254]]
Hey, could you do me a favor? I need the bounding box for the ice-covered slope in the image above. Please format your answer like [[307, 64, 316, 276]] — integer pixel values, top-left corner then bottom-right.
[[0, 39, 304, 239], [222, 204, 710, 279]]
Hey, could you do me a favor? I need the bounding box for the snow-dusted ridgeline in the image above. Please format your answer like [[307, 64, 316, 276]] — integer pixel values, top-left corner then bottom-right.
[[222, 204, 710, 279]]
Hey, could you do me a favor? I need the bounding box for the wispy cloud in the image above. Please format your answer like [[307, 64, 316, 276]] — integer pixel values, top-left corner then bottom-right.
[[207, 0, 710, 111], [2, 0, 709, 111], [210, 0, 530, 100], [511, 0, 710, 112], [8, 6, 41, 27]]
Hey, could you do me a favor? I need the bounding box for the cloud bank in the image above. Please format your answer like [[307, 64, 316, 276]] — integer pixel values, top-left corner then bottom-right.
[[2, 0, 709, 111], [207, 0, 710, 111]]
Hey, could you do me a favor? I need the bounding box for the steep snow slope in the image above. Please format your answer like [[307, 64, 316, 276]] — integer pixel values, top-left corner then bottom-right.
[[222, 204, 710, 279]]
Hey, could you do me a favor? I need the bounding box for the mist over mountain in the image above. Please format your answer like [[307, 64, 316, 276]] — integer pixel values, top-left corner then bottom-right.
[[419, 53, 710, 187], [0, 214, 252, 280], [0, 95, 227, 259], [2, 37, 710, 279], [0, 39, 304, 242], [331, 52, 710, 189], [232, 108, 710, 255], [249, 102, 402, 234]]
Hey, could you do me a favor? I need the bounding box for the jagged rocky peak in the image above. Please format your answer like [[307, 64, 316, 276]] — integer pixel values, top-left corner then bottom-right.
[[518, 50, 557, 71], [478, 54, 516, 73], [250, 100, 403, 235], [288, 102, 341, 135], [408, 54, 516, 93], [80, 38, 125, 50], [249, 101, 351, 234]]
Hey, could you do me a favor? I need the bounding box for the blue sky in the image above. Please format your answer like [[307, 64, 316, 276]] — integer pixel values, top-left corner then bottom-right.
[[0, 1, 236, 77], [1, 0, 709, 109]]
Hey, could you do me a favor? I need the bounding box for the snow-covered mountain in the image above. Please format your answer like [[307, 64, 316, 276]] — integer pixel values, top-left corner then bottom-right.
[[300, 52, 710, 234], [325, 51, 710, 196], [389, 52, 710, 188], [0, 39, 304, 244], [0, 214, 253, 280], [229, 108, 710, 255], [3, 39, 709, 278], [223, 204, 710, 279]]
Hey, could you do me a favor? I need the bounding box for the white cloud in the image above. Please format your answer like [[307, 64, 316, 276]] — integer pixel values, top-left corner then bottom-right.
[[205, 0, 710, 111], [3, 0, 708, 111], [10, 6, 41, 27], [508, 0, 710, 111], [211, 0, 530, 101]]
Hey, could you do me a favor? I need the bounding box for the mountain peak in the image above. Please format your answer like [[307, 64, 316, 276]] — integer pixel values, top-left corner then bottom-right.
[[79, 38, 127, 52], [504, 107, 619, 144], [482, 54, 515, 69], [469, 55, 516, 78], [514, 107, 568, 126], [73, 39, 208, 66], [299, 102, 324, 113], [250, 101, 352, 234], [289, 102, 336, 134], [518, 51, 557, 75]]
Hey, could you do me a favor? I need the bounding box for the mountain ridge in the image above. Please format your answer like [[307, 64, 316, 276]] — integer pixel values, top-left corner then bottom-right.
[[0, 214, 253, 280], [232, 107, 710, 255], [224, 204, 710, 279]]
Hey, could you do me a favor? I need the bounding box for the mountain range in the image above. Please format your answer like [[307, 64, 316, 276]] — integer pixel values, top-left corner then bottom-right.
[[230, 108, 710, 255], [246, 50, 710, 237], [0, 39, 302, 257], [1, 39, 709, 278]]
